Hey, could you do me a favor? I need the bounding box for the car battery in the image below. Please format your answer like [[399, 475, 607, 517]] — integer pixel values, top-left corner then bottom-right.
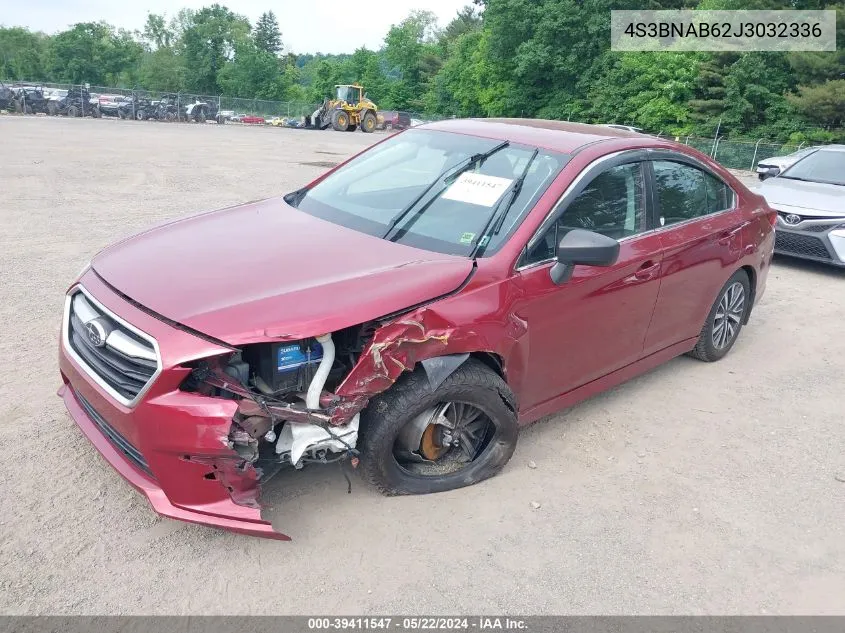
[[245, 340, 324, 395]]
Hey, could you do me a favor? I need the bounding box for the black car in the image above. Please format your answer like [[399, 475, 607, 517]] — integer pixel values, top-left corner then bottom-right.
[[47, 86, 100, 117], [12, 86, 51, 114]]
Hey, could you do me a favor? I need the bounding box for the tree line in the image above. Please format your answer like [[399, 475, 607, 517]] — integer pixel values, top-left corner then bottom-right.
[[0, 0, 843, 142]]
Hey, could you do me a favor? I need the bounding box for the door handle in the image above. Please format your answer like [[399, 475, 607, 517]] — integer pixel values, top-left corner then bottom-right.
[[633, 261, 660, 280]]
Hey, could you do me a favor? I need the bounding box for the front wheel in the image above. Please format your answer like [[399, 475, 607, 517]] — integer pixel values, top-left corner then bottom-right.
[[361, 111, 377, 133], [358, 359, 518, 496], [688, 270, 750, 362], [331, 109, 349, 131]]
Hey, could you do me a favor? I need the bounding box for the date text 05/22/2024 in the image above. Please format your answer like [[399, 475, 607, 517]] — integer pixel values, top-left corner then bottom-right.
[[307, 617, 528, 630]]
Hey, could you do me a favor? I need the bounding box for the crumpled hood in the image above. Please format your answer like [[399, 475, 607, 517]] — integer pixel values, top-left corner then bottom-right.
[[758, 178, 845, 216], [92, 198, 473, 344]]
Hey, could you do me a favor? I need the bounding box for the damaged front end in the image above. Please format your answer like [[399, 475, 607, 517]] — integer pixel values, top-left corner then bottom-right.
[[60, 270, 502, 541], [184, 324, 377, 479]]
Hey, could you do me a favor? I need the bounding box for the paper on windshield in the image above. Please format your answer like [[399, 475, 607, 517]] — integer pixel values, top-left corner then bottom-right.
[[442, 172, 513, 207]]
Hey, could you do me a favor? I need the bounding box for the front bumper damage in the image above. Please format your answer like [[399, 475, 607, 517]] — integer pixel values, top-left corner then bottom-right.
[[59, 271, 293, 539], [58, 271, 501, 540]]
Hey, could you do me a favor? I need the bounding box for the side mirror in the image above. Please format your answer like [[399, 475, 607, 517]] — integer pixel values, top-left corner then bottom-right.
[[550, 229, 620, 285], [770, 168, 781, 178]]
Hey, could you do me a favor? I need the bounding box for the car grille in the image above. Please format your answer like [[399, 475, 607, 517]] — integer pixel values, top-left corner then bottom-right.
[[66, 289, 159, 404], [775, 232, 831, 260], [802, 224, 831, 233], [75, 389, 153, 477]]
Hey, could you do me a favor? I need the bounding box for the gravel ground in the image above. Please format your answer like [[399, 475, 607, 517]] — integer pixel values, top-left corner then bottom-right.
[[1, 116, 843, 615]]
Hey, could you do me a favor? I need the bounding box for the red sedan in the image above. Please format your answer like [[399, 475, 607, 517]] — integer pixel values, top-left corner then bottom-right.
[[58, 119, 776, 539]]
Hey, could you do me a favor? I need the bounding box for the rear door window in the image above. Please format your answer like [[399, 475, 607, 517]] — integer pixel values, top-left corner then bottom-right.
[[653, 160, 733, 226]]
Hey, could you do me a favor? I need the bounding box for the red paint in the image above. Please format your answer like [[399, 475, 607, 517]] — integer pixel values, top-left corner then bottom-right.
[[59, 120, 774, 539]]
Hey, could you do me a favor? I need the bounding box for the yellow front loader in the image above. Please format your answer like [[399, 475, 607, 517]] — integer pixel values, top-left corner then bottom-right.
[[305, 84, 379, 133]]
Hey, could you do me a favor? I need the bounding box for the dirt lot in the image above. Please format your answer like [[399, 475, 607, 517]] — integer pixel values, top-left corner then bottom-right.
[[1, 116, 843, 615]]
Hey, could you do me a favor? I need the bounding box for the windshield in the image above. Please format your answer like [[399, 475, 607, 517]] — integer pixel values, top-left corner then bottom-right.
[[780, 149, 845, 186], [336, 86, 359, 103], [288, 129, 567, 257]]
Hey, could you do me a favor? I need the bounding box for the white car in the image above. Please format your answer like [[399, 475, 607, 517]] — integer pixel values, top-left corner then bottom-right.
[[603, 124, 644, 133], [756, 146, 819, 180], [757, 145, 845, 267]]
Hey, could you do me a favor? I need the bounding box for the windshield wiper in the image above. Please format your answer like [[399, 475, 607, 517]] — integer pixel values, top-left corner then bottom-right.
[[470, 149, 539, 258], [381, 140, 510, 239]]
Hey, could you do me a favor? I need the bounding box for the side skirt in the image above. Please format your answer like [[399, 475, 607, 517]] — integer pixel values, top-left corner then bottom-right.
[[518, 337, 698, 426]]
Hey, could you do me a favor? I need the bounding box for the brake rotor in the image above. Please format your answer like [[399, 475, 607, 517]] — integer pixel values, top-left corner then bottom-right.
[[419, 423, 450, 461]]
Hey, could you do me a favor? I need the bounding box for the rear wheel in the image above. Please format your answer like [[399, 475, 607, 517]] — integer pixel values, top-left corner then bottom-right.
[[361, 111, 377, 133], [331, 109, 349, 131], [196, 108, 206, 123], [67, 105, 79, 118], [358, 359, 518, 496], [688, 270, 750, 362], [135, 109, 145, 121]]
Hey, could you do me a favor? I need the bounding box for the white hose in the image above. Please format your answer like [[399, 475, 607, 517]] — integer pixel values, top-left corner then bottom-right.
[[306, 333, 334, 410]]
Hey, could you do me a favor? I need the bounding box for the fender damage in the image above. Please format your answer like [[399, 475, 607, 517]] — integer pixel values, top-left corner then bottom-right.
[[192, 282, 529, 540]]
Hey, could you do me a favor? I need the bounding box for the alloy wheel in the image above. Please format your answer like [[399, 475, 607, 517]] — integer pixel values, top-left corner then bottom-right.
[[712, 281, 745, 350], [393, 401, 496, 476]]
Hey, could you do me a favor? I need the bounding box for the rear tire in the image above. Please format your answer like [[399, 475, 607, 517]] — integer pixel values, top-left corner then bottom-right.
[[67, 105, 79, 118], [358, 359, 519, 496], [688, 270, 750, 362]]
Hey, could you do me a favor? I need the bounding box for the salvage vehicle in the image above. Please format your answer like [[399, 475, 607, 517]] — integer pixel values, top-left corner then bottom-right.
[[379, 110, 412, 131], [98, 94, 128, 118], [58, 119, 775, 540], [756, 144, 845, 267], [0, 83, 14, 111], [117, 96, 154, 120], [12, 85, 51, 114], [183, 97, 223, 123], [47, 86, 100, 117]]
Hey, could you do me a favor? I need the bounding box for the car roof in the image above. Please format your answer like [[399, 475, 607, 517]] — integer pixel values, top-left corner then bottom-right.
[[816, 144, 845, 153], [423, 118, 647, 153]]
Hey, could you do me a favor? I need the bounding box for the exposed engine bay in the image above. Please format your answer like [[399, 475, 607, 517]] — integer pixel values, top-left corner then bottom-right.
[[182, 323, 377, 478]]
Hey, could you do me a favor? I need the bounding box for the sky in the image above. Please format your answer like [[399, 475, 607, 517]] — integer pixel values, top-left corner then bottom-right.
[[3, 0, 472, 54]]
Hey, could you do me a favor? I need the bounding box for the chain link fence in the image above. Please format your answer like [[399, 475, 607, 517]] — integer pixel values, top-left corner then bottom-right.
[[2, 78, 841, 171], [671, 135, 816, 171]]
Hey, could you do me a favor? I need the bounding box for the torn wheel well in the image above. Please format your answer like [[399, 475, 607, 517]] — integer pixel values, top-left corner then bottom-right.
[[470, 352, 505, 381]]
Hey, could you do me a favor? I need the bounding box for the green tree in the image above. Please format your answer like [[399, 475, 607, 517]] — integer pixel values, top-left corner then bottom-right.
[[181, 4, 250, 94], [218, 39, 292, 99], [47, 22, 143, 85], [138, 47, 187, 91], [787, 80, 845, 126], [253, 11, 282, 56], [0, 27, 48, 80], [142, 13, 174, 49]]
